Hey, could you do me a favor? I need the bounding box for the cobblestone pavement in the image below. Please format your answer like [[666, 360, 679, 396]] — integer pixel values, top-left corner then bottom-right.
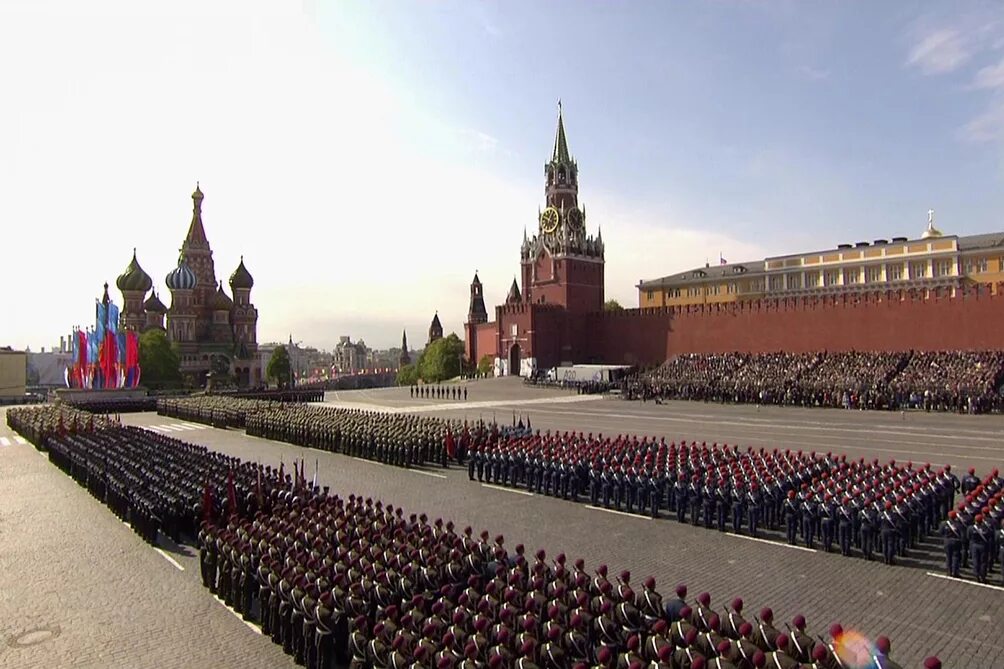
[[326, 378, 1004, 474], [5, 381, 1004, 668]]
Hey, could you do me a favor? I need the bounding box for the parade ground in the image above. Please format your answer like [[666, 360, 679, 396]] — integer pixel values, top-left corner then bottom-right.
[[3, 378, 1004, 668]]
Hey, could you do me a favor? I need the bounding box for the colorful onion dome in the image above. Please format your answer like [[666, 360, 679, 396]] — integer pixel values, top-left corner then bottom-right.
[[229, 255, 254, 290], [116, 249, 153, 292], [212, 281, 234, 310], [143, 291, 167, 313]]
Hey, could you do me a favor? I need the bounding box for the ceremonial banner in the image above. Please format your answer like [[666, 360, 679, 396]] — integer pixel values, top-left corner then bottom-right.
[[66, 288, 142, 389]]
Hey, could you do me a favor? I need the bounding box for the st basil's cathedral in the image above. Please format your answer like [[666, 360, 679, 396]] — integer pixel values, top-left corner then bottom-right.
[[113, 185, 260, 387]]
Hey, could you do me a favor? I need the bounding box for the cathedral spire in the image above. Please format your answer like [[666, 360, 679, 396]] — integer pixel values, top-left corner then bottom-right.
[[185, 182, 209, 247], [399, 329, 411, 367], [552, 100, 571, 164]]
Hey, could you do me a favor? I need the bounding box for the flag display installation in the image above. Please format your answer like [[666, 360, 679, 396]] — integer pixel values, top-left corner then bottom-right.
[[66, 290, 141, 389]]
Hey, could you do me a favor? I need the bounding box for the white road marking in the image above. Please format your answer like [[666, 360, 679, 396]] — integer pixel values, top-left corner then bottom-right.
[[481, 483, 534, 496], [0, 437, 10, 447], [411, 470, 448, 479], [153, 547, 185, 571], [926, 572, 1004, 591], [181, 422, 206, 430], [212, 595, 264, 635], [726, 532, 817, 553], [587, 505, 654, 521], [321, 394, 603, 414], [14, 436, 27, 445], [348, 454, 448, 479], [533, 405, 1004, 446]]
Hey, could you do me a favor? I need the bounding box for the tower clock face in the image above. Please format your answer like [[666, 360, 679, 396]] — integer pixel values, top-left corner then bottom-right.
[[565, 207, 582, 231], [540, 207, 560, 234]]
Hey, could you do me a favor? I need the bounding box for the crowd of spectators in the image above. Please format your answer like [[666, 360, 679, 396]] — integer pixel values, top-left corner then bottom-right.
[[623, 350, 1004, 413]]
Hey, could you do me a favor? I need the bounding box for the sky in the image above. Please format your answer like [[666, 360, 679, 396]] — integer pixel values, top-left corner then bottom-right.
[[4, 1, 1004, 352]]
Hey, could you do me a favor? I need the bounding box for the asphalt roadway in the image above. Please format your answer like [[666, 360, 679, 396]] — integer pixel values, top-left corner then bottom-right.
[[2, 378, 1003, 668]]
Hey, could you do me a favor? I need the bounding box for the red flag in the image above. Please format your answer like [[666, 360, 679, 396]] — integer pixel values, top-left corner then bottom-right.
[[446, 427, 456, 459], [202, 480, 214, 525], [107, 335, 119, 388], [226, 469, 237, 517], [256, 467, 264, 509]]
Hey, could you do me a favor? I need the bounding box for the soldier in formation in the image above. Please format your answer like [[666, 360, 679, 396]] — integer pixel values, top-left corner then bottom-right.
[[8, 404, 952, 668]]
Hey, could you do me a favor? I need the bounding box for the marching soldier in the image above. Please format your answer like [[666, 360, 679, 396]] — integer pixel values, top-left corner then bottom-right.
[[939, 510, 964, 578]]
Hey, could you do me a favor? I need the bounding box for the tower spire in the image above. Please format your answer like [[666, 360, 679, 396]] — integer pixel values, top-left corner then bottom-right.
[[185, 182, 209, 246], [552, 100, 571, 163], [399, 329, 411, 366], [468, 271, 488, 324]]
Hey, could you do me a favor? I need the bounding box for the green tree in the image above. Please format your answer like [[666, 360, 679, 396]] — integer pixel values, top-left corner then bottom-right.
[[139, 329, 182, 390], [477, 354, 494, 377], [604, 299, 624, 311], [266, 345, 292, 388], [397, 363, 419, 386], [418, 333, 465, 383]]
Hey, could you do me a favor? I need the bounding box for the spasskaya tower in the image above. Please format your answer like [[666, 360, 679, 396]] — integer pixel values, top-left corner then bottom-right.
[[520, 102, 605, 314]]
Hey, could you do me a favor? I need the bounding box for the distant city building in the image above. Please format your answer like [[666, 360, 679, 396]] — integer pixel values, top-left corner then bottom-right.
[[334, 336, 372, 374], [115, 184, 260, 387], [27, 350, 71, 387], [371, 343, 401, 369], [0, 348, 26, 400], [637, 210, 1004, 308], [259, 337, 332, 384]]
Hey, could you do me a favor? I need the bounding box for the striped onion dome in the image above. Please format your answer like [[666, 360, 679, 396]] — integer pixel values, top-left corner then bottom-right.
[[166, 258, 198, 291]]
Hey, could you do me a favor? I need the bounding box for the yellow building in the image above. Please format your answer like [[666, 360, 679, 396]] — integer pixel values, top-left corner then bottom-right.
[[638, 213, 1004, 308], [0, 348, 27, 401]]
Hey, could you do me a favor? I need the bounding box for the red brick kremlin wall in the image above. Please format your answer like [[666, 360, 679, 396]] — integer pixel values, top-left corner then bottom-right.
[[471, 322, 498, 364], [579, 285, 1004, 366]]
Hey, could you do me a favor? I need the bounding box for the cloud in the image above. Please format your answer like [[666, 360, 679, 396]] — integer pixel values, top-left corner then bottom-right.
[[906, 28, 971, 75], [971, 57, 1004, 90], [457, 128, 501, 154], [959, 100, 1004, 142], [798, 65, 829, 81]]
